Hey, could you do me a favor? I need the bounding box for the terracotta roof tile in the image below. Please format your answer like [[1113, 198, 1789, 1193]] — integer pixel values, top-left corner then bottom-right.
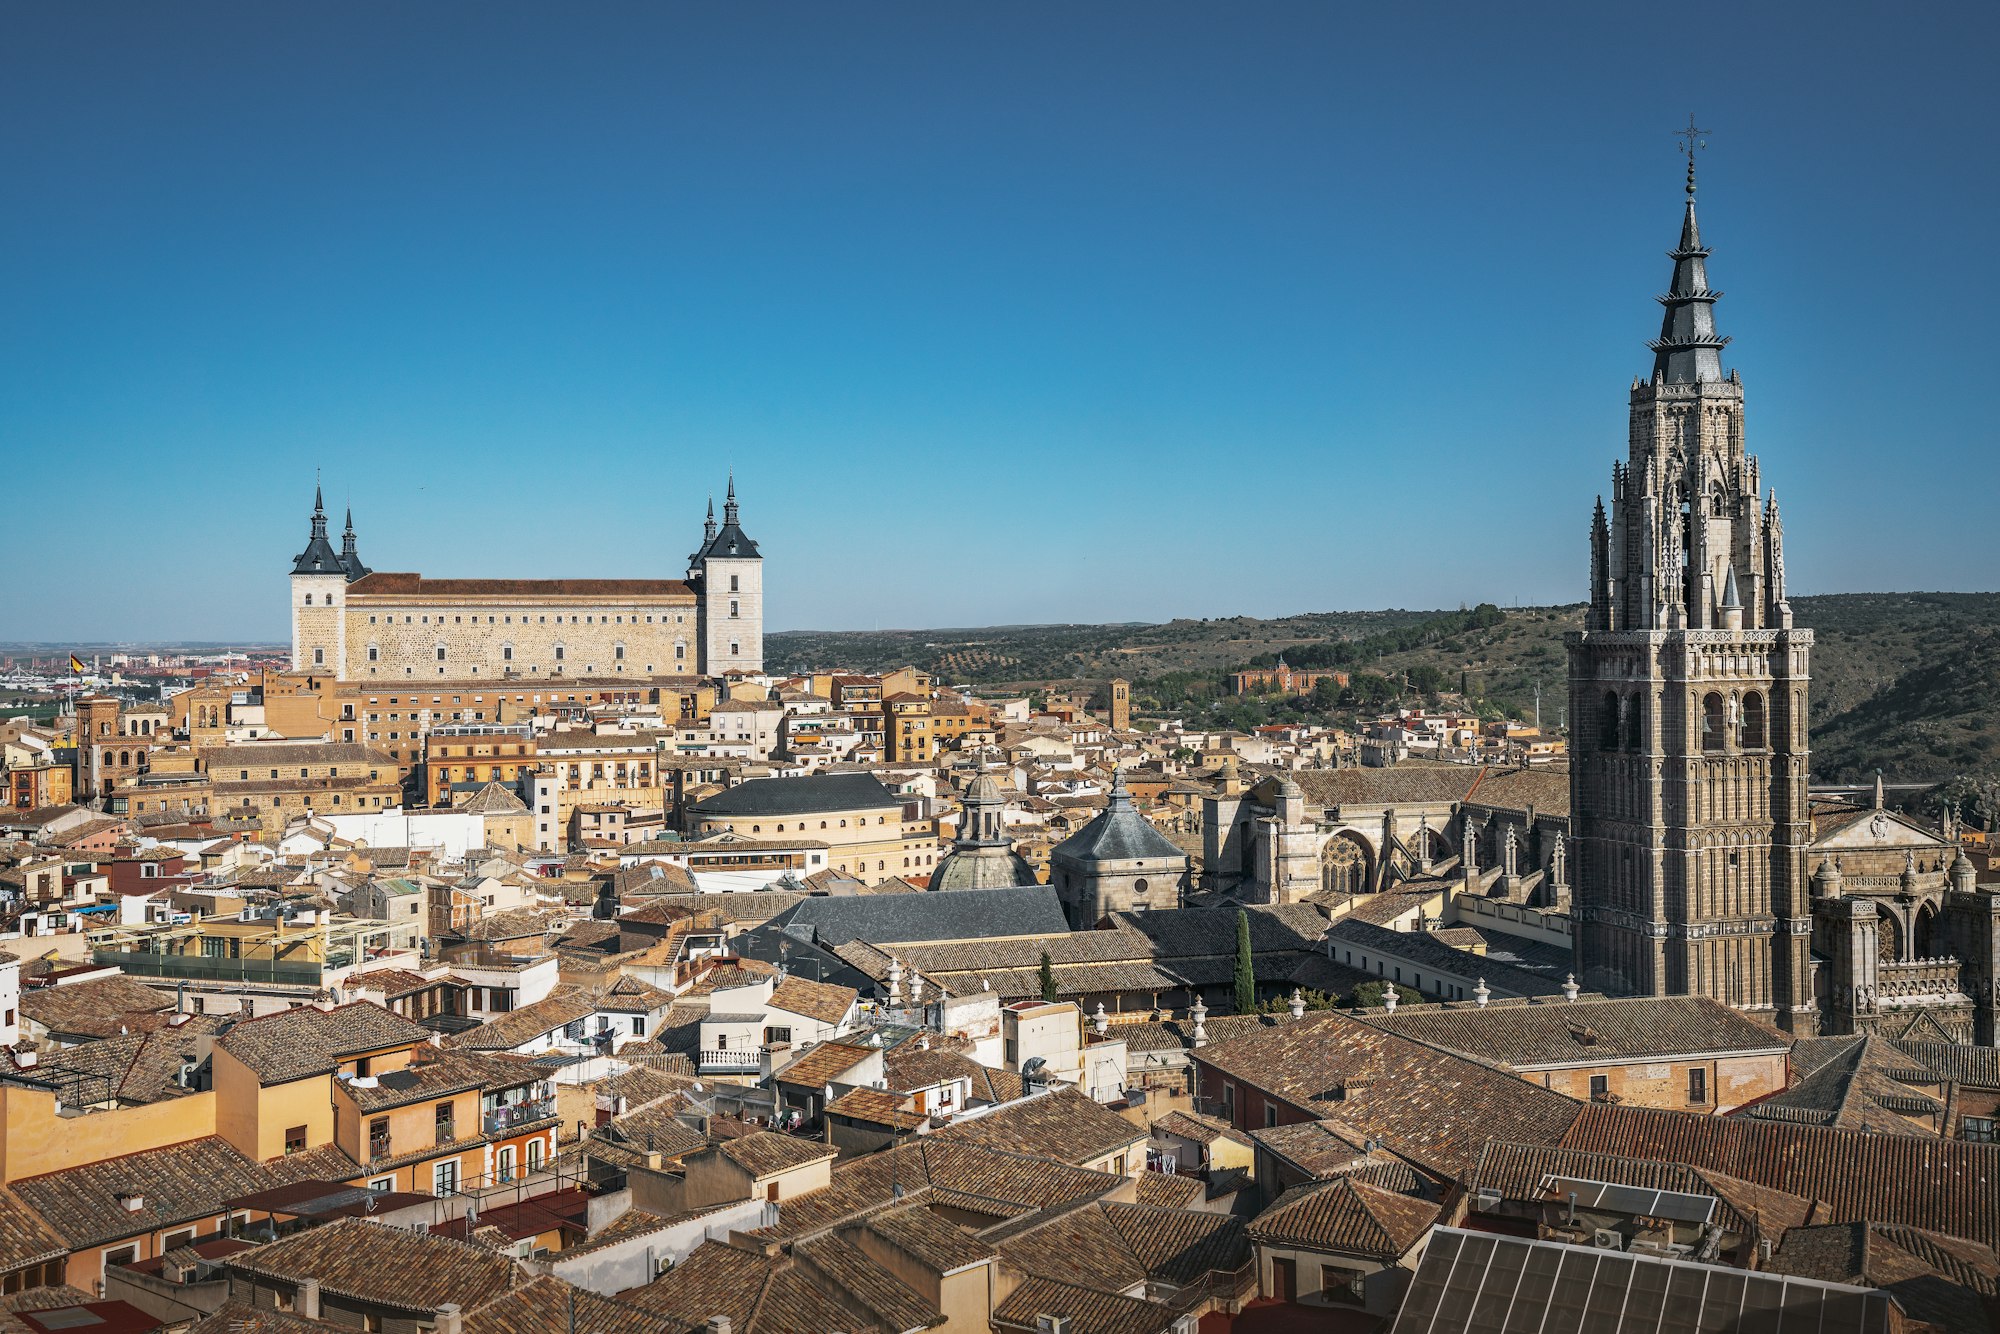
[[223, 1217, 520, 1312]]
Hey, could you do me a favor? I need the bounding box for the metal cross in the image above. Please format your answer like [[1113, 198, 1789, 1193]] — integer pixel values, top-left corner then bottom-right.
[[1675, 114, 1709, 162]]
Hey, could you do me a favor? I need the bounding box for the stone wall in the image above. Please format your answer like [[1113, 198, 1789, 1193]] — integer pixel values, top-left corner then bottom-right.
[[342, 594, 699, 681]]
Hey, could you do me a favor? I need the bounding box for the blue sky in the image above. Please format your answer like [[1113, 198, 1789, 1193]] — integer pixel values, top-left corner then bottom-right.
[[3, 3, 1995, 642]]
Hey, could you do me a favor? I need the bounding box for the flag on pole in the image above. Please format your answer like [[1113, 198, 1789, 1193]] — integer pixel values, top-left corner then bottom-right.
[[70, 655, 85, 674]]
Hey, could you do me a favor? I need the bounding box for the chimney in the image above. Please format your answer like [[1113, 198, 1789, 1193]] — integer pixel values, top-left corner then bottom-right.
[[707, 1319, 733, 1334], [434, 1303, 463, 1334], [298, 1278, 322, 1320]]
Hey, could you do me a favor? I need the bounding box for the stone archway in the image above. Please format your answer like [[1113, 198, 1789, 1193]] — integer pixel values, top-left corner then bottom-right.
[[1320, 832, 1372, 897], [1879, 910, 1903, 965]]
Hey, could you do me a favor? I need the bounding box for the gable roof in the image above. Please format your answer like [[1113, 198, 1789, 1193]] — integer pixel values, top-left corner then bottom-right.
[[935, 1088, 1144, 1166], [217, 1002, 431, 1084], [223, 1217, 520, 1312], [11, 1137, 273, 1248], [1195, 1008, 1580, 1181], [1247, 1176, 1438, 1259], [1359, 995, 1790, 1068], [765, 886, 1068, 947], [767, 976, 857, 1025], [1561, 1102, 2000, 1246]]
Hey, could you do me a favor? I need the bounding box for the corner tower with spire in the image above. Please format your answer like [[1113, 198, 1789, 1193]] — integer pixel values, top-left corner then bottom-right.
[[686, 474, 763, 676], [289, 482, 349, 672], [1567, 127, 1816, 1031]]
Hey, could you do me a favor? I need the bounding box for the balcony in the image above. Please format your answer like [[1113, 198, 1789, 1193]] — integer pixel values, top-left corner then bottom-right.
[[699, 1049, 762, 1074], [435, 1120, 457, 1145], [368, 1134, 392, 1162], [483, 1098, 557, 1136]]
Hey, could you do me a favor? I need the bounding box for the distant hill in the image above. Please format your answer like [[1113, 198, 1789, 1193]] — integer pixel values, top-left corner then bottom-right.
[[767, 592, 2000, 786]]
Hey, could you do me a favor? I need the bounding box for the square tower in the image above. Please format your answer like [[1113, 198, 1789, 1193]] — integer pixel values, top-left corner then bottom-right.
[[289, 486, 349, 674], [1566, 160, 1814, 1031], [688, 479, 763, 676]]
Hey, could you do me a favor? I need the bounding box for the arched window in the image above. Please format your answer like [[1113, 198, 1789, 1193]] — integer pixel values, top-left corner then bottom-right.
[[1741, 692, 1766, 750], [304, 593, 313, 605], [1624, 694, 1644, 751], [1879, 912, 1903, 964], [118, 751, 130, 767], [1600, 692, 1621, 752], [1321, 835, 1370, 896], [1915, 903, 1938, 960], [1701, 694, 1726, 752]]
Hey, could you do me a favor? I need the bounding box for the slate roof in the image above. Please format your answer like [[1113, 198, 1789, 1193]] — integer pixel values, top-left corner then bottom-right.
[[1560, 1102, 2000, 1246], [766, 886, 1069, 947], [693, 774, 898, 819], [1360, 995, 1789, 1067], [1193, 1008, 1580, 1181], [1050, 778, 1184, 866], [1248, 1176, 1439, 1258], [1326, 917, 1565, 996], [348, 573, 690, 599], [223, 1217, 521, 1312], [218, 1002, 432, 1084]]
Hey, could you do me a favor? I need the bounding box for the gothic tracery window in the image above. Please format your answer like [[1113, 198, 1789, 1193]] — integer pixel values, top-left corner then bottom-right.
[[1321, 835, 1369, 897]]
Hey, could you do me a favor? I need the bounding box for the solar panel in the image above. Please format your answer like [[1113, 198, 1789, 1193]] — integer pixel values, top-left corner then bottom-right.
[[1394, 1230, 1895, 1334], [30, 1312, 105, 1330], [1539, 1174, 1718, 1227]]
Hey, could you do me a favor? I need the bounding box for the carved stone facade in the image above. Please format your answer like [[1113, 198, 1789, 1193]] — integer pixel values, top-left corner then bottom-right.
[[1566, 162, 1815, 1031], [1568, 162, 2000, 1042]]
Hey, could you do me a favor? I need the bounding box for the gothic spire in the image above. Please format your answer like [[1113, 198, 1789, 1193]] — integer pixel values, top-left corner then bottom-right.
[[292, 480, 341, 575], [339, 504, 370, 582], [1648, 122, 1730, 384], [723, 472, 739, 525], [704, 495, 718, 543]]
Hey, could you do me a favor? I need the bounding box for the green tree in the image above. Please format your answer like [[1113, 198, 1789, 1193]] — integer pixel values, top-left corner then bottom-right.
[[1232, 910, 1256, 1014], [1348, 980, 1420, 1009], [1039, 950, 1058, 1004]]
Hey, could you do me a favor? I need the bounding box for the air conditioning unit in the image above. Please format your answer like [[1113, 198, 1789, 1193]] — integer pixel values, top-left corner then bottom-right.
[[1035, 1317, 1071, 1334], [1473, 1188, 1503, 1212], [1592, 1229, 1624, 1251]]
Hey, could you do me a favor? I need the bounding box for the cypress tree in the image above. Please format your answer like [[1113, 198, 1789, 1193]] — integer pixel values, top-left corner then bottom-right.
[[1039, 950, 1058, 1004], [1233, 909, 1256, 1014]]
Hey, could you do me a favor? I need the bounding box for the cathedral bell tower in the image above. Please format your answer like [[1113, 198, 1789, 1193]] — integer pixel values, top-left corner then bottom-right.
[[1567, 132, 1816, 1030]]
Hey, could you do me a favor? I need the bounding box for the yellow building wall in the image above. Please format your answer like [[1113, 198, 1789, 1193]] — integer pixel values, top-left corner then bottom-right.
[[0, 1086, 217, 1186], [212, 1048, 333, 1162]]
